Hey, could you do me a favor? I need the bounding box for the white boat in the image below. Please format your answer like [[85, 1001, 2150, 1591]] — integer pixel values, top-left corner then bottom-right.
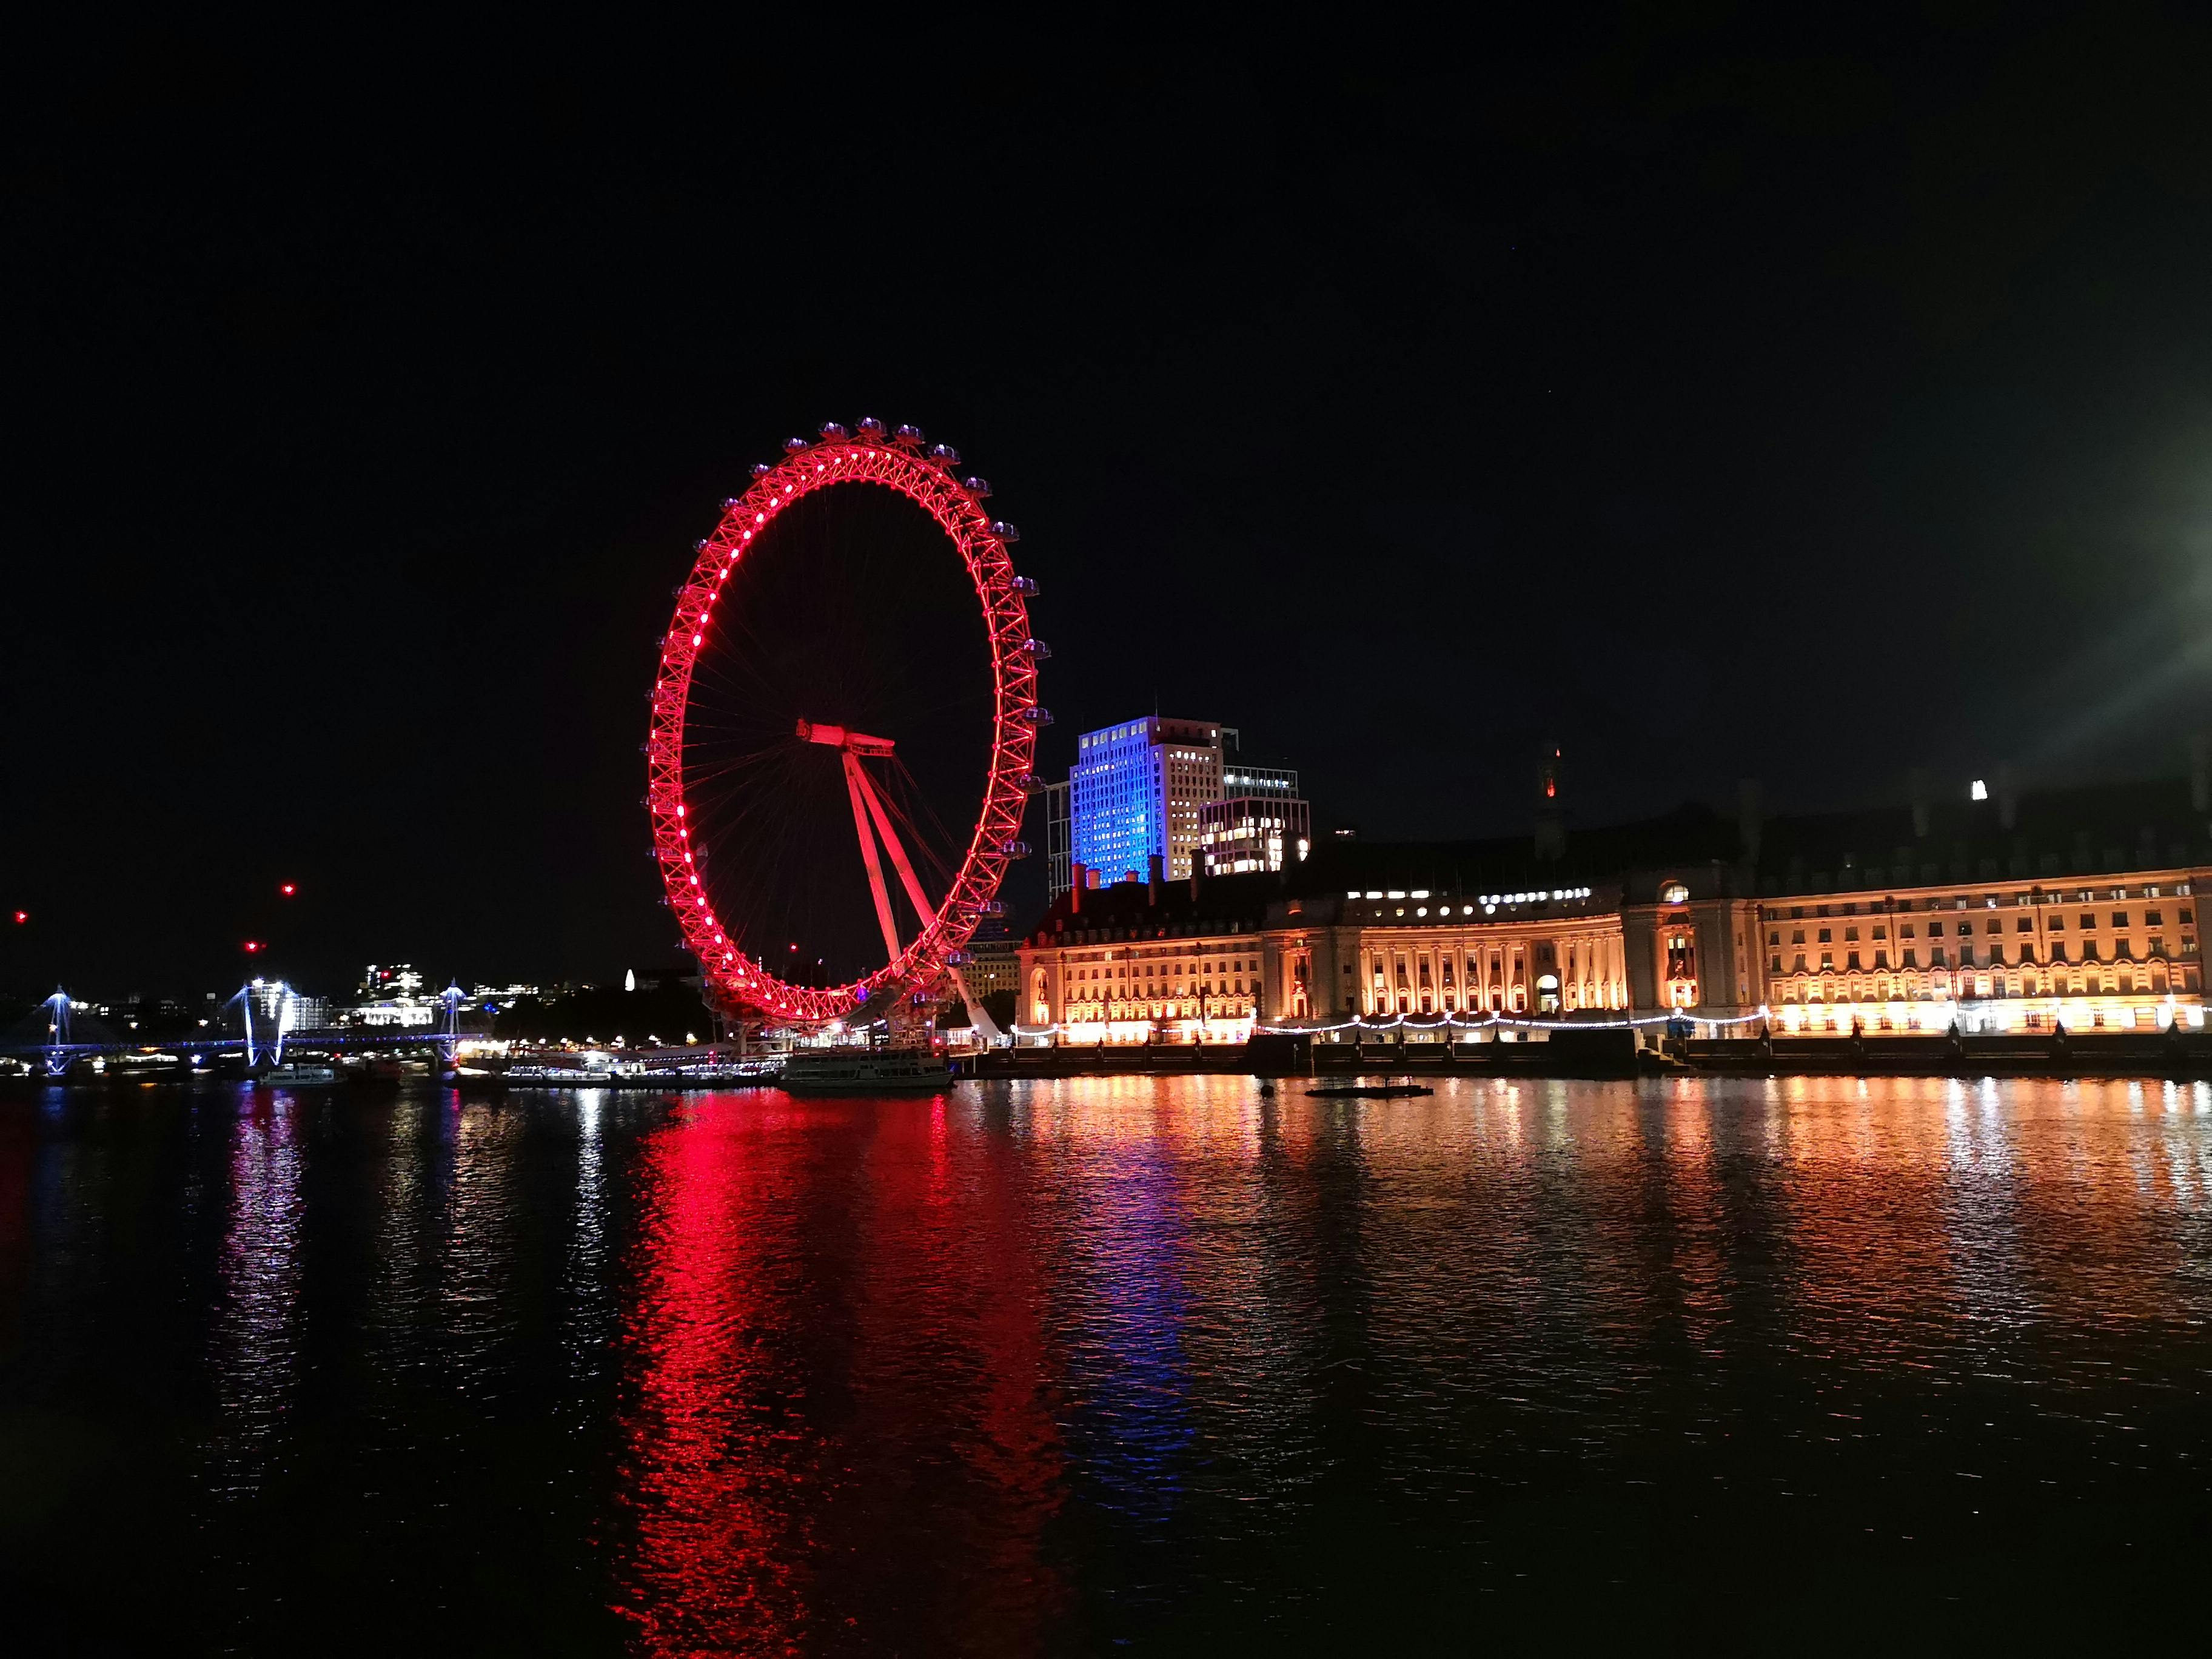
[[494, 1061, 783, 1088], [780, 1048, 954, 1094], [250, 1063, 337, 1086]]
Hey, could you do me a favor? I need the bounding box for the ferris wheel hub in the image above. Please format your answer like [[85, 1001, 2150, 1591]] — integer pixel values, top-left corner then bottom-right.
[[796, 720, 896, 756]]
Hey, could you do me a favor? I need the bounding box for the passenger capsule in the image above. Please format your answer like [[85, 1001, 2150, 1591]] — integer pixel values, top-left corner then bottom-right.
[[894, 423, 925, 444], [991, 520, 1021, 543], [818, 421, 849, 440], [1021, 637, 1051, 659], [856, 417, 886, 438], [928, 443, 961, 466], [751, 462, 774, 478], [1011, 575, 1039, 596], [963, 475, 993, 498], [783, 436, 809, 452]]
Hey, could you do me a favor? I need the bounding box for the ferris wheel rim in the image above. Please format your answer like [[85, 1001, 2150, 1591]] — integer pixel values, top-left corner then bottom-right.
[[643, 427, 1039, 1024]]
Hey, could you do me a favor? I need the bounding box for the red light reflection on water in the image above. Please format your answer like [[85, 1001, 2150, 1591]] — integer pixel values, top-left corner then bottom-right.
[[610, 1093, 1067, 1653], [612, 1099, 822, 1652]]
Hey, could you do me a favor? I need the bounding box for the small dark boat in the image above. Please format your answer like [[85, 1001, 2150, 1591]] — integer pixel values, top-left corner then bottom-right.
[[1305, 1082, 1434, 1099]]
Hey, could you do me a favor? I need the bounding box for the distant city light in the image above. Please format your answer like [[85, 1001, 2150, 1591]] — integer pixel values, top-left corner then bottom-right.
[[1971, 779, 1989, 801], [244, 941, 263, 953], [11, 910, 24, 925], [280, 883, 297, 896]]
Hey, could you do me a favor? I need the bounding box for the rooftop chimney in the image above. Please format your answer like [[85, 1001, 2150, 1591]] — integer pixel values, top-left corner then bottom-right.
[[1533, 740, 1565, 861], [1147, 852, 1162, 905], [1736, 778, 1764, 866], [1070, 860, 1086, 912]]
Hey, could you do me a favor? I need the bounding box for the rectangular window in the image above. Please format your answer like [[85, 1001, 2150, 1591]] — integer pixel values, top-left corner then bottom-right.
[[1874, 950, 1889, 968], [1792, 930, 1806, 944], [1959, 945, 1975, 967], [1902, 949, 1918, 968], [2112, 912, 2130, 928], [1844, 927, 1860, 942], [1819, 953, 1834, 970], [2016, 916, 2032, 931], [2146, 910, 2165, 927], [1771, 955, 1783, 973], [2116, 939, 2132, 959], [1793, 953, 1808, 971], [1872, 925, 1888, 940], [2048, 914, 2065, 930], [1846, 951, 1862, 970], [1818, 928, 1832, 943]]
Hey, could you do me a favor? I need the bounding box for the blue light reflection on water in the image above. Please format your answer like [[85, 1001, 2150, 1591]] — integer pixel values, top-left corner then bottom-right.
[[1058, 1127, 1194, 1533]]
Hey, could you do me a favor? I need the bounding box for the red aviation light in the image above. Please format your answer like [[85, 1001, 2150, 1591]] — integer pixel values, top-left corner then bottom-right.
[[280, 883, 297, 896], [243, 940, 264, 953], [12, 910, 25, 925]]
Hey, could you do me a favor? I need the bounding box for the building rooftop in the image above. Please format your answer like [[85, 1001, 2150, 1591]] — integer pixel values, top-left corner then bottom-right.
[[1082, 771, 2212, 913], [1026, 869, 1281, 944]]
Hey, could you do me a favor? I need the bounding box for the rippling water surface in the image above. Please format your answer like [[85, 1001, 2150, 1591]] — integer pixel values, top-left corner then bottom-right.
[[6, 1076, 2212, 1653]]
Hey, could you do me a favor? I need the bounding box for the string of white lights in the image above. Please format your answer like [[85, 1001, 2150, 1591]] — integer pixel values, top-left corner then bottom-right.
[[1009, 1007, 1774, 1037], [1252, 1007, 1772, 1034]]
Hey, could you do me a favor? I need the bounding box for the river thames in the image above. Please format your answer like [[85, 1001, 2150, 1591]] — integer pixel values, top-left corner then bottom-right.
[[5, 1075, 2210, 1653]]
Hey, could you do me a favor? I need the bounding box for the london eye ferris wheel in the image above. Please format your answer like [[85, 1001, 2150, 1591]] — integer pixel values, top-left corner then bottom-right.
[[644, 420, 1047, 1027]]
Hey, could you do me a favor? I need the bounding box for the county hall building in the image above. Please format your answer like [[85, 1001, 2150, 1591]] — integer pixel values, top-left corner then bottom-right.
[[1016, 763, 2210, 1043]]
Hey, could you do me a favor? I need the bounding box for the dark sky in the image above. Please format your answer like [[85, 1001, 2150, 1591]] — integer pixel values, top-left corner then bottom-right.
[[7, 8, 2210, 996]]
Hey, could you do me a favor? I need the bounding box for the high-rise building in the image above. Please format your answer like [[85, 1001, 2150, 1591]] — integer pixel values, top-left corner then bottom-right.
[[1199, 764, 1312, 874], [1042, 779, 1073, 901], [1070, 717, 1224, 883]]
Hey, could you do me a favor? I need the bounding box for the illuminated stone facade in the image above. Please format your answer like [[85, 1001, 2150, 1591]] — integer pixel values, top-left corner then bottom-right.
[[1017, 768, 2212, 1041], [1017, 871, 1269, 1042], [1760, 870, 2200, 1033], [1254, 867, 1766, 1024]]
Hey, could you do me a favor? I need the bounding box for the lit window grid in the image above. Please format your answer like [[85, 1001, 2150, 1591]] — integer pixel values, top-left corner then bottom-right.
[[1071, 720, 1222, 883]]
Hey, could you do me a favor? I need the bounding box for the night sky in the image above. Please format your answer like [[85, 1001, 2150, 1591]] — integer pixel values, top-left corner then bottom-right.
[[7, 10, 2210, 996]]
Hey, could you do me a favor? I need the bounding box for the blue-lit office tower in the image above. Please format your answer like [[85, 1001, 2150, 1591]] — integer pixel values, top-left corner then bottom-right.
[[1070, 717, 1225, 885]]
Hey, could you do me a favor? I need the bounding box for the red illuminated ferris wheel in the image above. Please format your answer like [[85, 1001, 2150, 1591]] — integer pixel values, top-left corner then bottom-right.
[[645, 420, 1047, 1025]]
